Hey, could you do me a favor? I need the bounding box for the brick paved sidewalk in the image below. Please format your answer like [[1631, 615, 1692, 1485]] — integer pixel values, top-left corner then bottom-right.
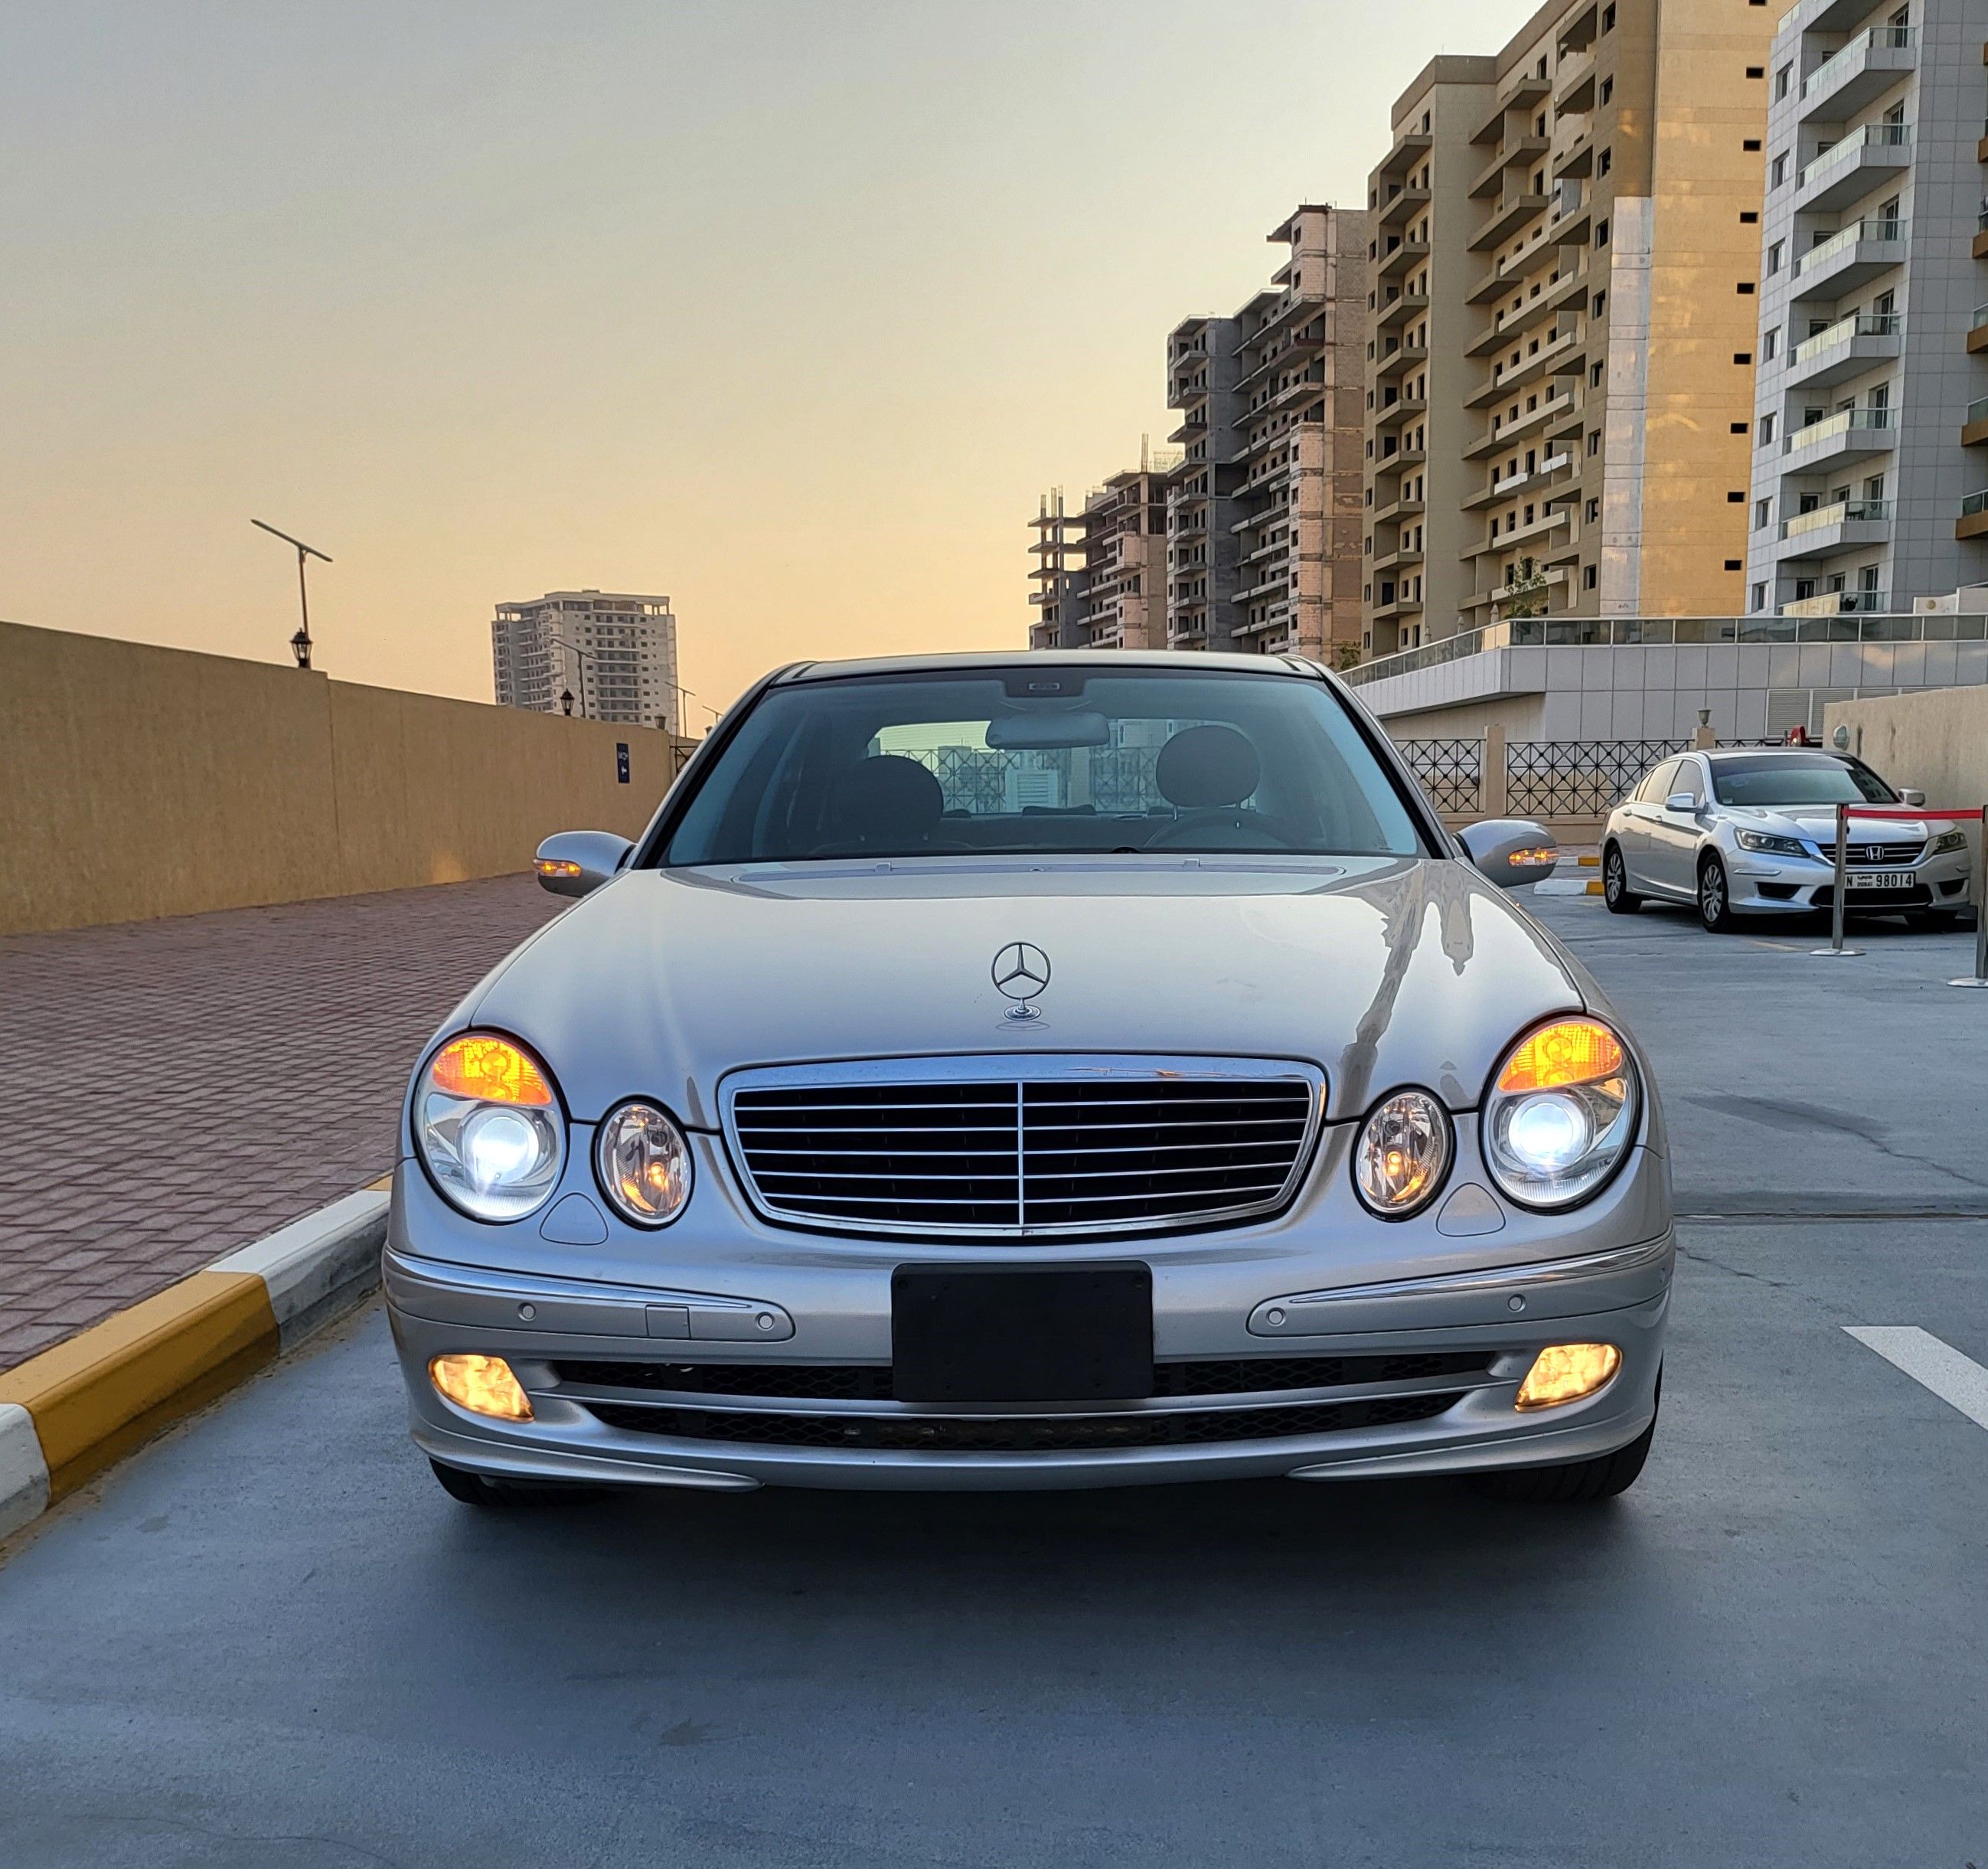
[[0, 877, 563, 1373]]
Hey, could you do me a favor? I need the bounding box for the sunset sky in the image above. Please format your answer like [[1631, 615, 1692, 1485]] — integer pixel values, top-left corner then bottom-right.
[[5, 0, 1542, 720]]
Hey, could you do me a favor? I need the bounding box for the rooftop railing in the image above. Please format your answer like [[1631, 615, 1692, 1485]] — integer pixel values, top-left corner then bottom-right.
[[1342, 612, 1988, 687]]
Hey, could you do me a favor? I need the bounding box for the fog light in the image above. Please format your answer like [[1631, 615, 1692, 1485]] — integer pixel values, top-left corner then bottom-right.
[[1514, 1342, 1621, 1411], [430, 1353, 534, 1422]]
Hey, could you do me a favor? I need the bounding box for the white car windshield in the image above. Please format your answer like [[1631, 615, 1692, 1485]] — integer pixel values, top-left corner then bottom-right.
[[661, 667, 1425, 864], [1710, 755, 1897, 807]]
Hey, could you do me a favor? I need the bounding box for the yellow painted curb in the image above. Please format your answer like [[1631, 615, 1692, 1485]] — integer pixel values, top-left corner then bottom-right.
[[1577, 855, 1601, 868], [1585, 879, 1604, 894], [0, 1272, 278, 1500]]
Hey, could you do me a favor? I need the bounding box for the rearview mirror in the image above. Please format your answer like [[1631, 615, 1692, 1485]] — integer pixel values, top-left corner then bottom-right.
[[1898, 786, 1927, 807], [1456, 818, 1559, 890], [985, 710, 1111, 750], [1665, 791, 1698, 813], [534, 829, 633, 898]]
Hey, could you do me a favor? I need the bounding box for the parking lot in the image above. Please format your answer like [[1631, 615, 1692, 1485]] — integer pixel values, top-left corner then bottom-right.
[[2, 890, 1986, 1867]]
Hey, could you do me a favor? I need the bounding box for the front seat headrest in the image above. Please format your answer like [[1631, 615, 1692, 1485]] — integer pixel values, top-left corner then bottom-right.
[[1155, 724, 1262, 810], [827, 754, 946, 841]]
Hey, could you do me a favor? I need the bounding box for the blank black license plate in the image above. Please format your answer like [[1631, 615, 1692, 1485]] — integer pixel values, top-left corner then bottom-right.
[[891, 1263, 1154, 1403]]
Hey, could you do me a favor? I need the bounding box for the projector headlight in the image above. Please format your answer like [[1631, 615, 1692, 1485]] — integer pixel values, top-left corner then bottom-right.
[[1353, 1088, 1452, 1217], [1931, 829, 1968, 855], [595, 1100, 694, 1227], [414, 1032, 565, 1222], [1735, 830, 1808, 858], [1483, 1018, 1639, 1211]]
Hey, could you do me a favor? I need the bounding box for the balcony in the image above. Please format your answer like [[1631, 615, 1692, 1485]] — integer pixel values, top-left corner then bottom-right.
[[1463, 450, 1575, 511], [1464, 506, 1569, 560], [1373, 392, 1428, 429], [1790, 217, 1908, 301], [1785, 311, 1901, 389], [1468, 269, 1587, 353], [1464, 390, 1578, 459], [1794, 123, 1911, 214], [1783, 406, 1895, 470], [1783, 588, 1892, 616], [1553, 47, 1595, 113], [1373, 341, 1428, 381], [1960, 489, 1988, 540], [1377, 185, 1430, 230], [1371, 493, 1425, 525], [1774, 498, 1892, 560], [1799, 26, 1917, 123], [1469, 135, 1549, 201], [1964, 395, 1988, 447], [1468, 328, 1582, 407], [1374, 290, 1429, 332], [1469, 191, 1552, 252], [1970, 305, 1988, 355], [1377, 238, 1429, 280], [1470, 74, 1549, 146]]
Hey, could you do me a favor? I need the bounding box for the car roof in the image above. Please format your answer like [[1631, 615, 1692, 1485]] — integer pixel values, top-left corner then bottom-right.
[[1702, 746, 1847, 760], [769, 649, 1324, 684]]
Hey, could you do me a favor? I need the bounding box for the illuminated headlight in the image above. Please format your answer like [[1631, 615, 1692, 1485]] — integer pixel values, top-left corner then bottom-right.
[[596, 1100, 694, 1227], [1735, 830, 1807, 858], [1353, 1088, 1452, 1217], [1931, 830, 1968, 855], [414, 1033, 565, 1222], [1483, 1018, 1639, 1211]]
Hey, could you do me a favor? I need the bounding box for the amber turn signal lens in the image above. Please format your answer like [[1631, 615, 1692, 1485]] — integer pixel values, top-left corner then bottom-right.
[[1497, 1019, 1626, 1095], [429, 1035, 555, 1106], [535, 858, 583, 879], [1514, 1342, 1622, 1411], [430, 1354, 534, 1422]]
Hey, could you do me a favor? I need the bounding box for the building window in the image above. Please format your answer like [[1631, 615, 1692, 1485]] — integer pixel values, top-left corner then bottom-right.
[[1732, 420, 1749, 435], [1591, 361, 1604, 387], [1726, 490, 1745, 503], [1593, 291, 1608, 318], [1735, 351, 1753, 364], [1755, 498, 1771, 530], [1743, 139, 1761, 152], [1599, 147, 1612, 176], [1775, 64, 1791, 98], [1602, 2, 1615, 28], [1751, 582, 1767, 611], [1586, 496, 1601, 521], [1588, 429, 1602, 456], [1585, 564, 1599, 590], [1766, 240, 1783, 274], [1740, 210, 1759, 225], [1596, 218, 1611, 247], [1737, 281, 1756, 295], [1600, 76, 1613, 104], [1770, 154, 1786, 188], [1762, 328, 1778, 361], [1746, 65, 1764, 78]]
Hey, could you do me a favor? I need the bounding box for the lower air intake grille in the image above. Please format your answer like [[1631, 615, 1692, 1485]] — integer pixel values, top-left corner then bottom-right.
[[586, 1392, 1461, 1452], [723, 1056, 1323, 1238]]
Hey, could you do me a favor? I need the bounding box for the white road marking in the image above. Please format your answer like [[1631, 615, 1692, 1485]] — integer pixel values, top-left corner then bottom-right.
[[1844, 1326, 1988, 1431]]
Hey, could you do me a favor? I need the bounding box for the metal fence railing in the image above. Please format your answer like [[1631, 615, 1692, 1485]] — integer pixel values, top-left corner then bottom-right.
[[1504, 739, 1690, 819], [1397, 738, 1483, 815]]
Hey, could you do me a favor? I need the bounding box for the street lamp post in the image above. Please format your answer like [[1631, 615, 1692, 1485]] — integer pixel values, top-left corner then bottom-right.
[[251, 520, 331, 669], [547, 635, 599, 720]]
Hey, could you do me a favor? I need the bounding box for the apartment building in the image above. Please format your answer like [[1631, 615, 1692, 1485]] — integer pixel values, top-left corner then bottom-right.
[[1744, 0, 1988, 616], [1363, 0, 1777, 656], [1161, 207, 1369, 659], [1027, 459, 1178, 650], [491, 590, 680, 731]]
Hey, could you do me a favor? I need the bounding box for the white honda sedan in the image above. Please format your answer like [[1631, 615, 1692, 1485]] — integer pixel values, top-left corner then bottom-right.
[[1601, 748, 1970, 933]]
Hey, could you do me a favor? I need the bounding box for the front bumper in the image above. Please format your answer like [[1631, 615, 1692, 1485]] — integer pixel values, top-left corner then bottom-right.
[[387, 1131, 1672, 1491], [1728, 847, 1970, 913]]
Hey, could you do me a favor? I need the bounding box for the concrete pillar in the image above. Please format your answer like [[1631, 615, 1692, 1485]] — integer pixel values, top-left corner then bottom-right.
[[1481, 723, 1507, 817], [1692, 724, 1717, 750]]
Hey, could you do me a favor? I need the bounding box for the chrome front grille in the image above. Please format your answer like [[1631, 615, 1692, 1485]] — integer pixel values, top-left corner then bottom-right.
[[1829, 838, 1924, 867], [722, 1055, 1324, 1238]]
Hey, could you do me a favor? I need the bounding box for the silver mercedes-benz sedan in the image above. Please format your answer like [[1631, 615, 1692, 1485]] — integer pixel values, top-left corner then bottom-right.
[[387, 652, 1670, 1508], [1601, 747, 1970, 933]]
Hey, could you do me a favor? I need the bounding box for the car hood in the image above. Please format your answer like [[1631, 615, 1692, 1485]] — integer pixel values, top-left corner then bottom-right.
[[462, 856, 1593, 1126], [1722, 805, 1929, 845]]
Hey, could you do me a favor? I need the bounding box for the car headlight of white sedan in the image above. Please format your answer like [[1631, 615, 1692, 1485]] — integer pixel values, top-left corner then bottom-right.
[[1483, 1018, 1639, 1211], [1734, 830, 1809, 858]]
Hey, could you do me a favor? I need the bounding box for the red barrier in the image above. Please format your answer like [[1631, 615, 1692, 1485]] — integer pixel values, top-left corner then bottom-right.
[[1843, 805, 1984, 822]]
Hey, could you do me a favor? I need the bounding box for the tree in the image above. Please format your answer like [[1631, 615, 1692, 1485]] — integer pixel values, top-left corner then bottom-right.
[[1500, 555, 1549, 620]]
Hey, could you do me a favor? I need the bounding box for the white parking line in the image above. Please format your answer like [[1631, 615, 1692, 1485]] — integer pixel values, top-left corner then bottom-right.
[[1844, 1326, 1988, 1431]]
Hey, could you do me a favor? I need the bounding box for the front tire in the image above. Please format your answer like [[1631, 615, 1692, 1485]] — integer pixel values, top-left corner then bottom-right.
[[1473, 1374, 1659, 1504], [1697, 854, 1739, 933], [1602, 843, 1640, 914]]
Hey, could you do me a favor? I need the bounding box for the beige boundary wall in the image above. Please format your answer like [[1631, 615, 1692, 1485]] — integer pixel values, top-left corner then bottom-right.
[[1, 619, 693, 937], [1824, 690, 1988, 818]]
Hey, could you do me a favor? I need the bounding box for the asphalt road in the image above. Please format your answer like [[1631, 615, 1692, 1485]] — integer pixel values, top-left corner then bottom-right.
[[3, 892, 1986, 1867]]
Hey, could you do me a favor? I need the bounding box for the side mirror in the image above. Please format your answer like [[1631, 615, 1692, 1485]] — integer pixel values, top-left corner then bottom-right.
[[534, 829, 633, 898], [1898, 786, 1927, 807], [1456, 818, 1559, 890], [1664, 791, 1699, 813]]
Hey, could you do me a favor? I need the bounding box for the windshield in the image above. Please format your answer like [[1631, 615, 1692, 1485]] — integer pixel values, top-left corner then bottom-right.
[[1711, 755, 1897, 807], [660, 667, 1425, 864]]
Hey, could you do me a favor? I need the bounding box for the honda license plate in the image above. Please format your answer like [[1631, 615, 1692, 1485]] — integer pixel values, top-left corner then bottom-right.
[[1846, 871, 1914, 890]]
